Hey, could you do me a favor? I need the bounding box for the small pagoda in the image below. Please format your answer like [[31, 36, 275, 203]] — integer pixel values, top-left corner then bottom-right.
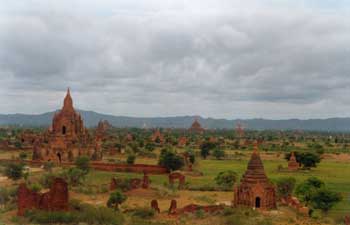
[[234, 143, 276, 210], [288, 152, 299, 171]]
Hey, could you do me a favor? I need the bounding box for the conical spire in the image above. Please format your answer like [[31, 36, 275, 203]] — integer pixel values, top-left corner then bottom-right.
[[240, 141, 268, 184], [62, 87, 74, 112]]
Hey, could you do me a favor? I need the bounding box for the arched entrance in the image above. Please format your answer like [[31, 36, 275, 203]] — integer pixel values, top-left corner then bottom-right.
[[62, 126, 66, 135], [255, 197, 261, 208], [57, 152, 62, 163]]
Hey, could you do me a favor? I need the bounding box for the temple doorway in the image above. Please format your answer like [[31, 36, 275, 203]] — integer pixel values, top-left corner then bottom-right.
[[62, 126, 66, 135], [255, 197, 261, 208], [57, 152, 62, 163]]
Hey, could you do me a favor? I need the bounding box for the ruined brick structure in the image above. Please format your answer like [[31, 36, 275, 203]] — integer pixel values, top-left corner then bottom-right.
[[178, 136, 187, 147], [188, 118, 204, 134], [288, 152, 299, 171], [95, 120, 111, 141], [168, 199, 177, 215], [151, 130, 164, 144], [345, 215, 350, 225], [110, 172, 150, 191], [17, 178, 69, 216], [234, 144, 276, 210], [169, 172, 185, 189], [151, 200, 160, 213], [32, 88, 102, 162]]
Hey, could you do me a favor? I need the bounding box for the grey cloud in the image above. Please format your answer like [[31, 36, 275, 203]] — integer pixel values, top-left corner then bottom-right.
[[0, 1, 350, 119]]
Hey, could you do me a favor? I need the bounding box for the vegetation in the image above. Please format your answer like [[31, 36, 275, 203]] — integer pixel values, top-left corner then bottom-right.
[[107, 191, 127, 211], [4, 163, 24, 181], [215, 170, 238, 189], [158, 148, 184, 171], [75, 156, 90, 174], [276, 177, 296, 198]]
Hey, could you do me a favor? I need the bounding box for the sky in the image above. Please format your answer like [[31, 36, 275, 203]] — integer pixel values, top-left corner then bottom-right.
[[0, 0, 350, 119]]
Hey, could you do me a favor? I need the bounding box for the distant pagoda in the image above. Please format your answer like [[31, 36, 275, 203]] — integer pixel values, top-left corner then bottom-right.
[[188, 118, 204, 134], [234, 143, 276, 210], [288, 152, 299, 171]]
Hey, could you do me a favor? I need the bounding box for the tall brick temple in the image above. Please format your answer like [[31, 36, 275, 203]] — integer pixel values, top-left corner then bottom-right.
[[188, 118, 204, 133], [234, 144, 276, 210], [32, 88, 102, 162]]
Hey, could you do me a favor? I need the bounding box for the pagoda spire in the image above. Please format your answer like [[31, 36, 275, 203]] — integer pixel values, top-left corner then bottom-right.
[[62, 87, 74, 112]]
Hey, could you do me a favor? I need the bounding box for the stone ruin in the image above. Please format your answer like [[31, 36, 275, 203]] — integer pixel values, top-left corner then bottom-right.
[[345, 215, 350, 225], [169, 172, 185, 189], [166, 199, 224, 216], [17, 178, 69, 216], [280, 196, 309, 216], [288, 152, 299, 171], [151, 199, 160, 213], [110, 172, 150, 191], [234, 144, 277, 210]]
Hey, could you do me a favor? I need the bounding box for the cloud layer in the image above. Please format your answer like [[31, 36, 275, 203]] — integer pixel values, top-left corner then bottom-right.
[[1, 0, 350, 119]]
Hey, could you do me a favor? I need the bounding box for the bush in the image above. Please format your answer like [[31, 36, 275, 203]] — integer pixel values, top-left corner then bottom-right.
[[212, 148, 225, 160], [25, 210, 75, 224], [200, 142, 217, 159], [158, 149, 184, 171], [29, 183, 42, 192], [276, 177, 296, 198], [62, 168, 86, 186], [107, 191, 127, 210], [19, 152, 27, 160], [4, 163, 24, 181], [215, 170, 238, 189], [127, 154, 136, 165], [295, 177, 325, 204], [75, 156, 90, 174], [132, 207, 155, 219], [310, 188, 342, 214]]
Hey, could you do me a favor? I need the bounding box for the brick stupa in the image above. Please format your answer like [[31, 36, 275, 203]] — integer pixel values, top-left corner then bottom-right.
[[32, 88, 102, 162], [234, 144, 276, 210], [288, 152, 299, 171], [189, 118, 204, 133]]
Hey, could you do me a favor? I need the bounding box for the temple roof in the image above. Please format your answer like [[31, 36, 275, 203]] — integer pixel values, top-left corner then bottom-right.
[[240, 144, 269, 185]]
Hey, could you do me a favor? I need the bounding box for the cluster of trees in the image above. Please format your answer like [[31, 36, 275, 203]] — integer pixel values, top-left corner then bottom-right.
[[276, 176, 342, 215]]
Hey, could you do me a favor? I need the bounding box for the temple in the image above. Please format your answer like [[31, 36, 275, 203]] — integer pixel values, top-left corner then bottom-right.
[[288, 152, 299, 171], [32, 88, 102, 162], [189, 118, 204, 133], [234, 144, 276, 210]]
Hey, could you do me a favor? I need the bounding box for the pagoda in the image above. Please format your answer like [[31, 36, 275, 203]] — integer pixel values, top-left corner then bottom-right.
[[234, 143, 276, 210], [188, 118, 204, 134], [288, 152, 299, 171], [32, 88, 102, 162]]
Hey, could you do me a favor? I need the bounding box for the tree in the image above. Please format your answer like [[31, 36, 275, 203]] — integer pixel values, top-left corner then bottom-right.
[[158, 149, 184, 171], [212, 148, 225, 160], [214, 170, 237, 189], [107, 191, 127, 211], [126, 154, 136, 165], [295, 177, 325, 204], [64, 168, 86, 186], [276, 177, 296, 198], [310, 188, 342, 214], [4, 163, 24, 181], [299, 152, 321, 169], [75, 156, 90, 174], [200, 142, 216, 159]]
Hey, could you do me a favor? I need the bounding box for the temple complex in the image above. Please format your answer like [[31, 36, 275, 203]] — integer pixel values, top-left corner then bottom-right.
[[234, 144, 276, 210], [32, 88, 102, 162], [288, 152, 299, 171], [188, 118, 204, 133]]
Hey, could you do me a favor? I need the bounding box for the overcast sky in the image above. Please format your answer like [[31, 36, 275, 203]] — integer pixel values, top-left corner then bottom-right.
[[0, 0, 350, 119]]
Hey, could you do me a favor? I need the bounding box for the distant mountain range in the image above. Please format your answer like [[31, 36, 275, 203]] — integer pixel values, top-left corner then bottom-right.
[[1, 110, 350, 132]]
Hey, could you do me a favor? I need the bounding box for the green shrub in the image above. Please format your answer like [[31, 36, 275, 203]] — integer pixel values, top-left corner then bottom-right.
[[25, 210, 75, 224], [75, 156, 90, 174], [132, 207, 155, 219], [215, 170, 237, 189], [127, 154, 136, 165], [4, 163, 24, 181]]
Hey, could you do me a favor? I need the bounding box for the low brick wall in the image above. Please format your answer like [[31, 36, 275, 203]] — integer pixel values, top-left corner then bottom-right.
[[0, 159, 168, 174]]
